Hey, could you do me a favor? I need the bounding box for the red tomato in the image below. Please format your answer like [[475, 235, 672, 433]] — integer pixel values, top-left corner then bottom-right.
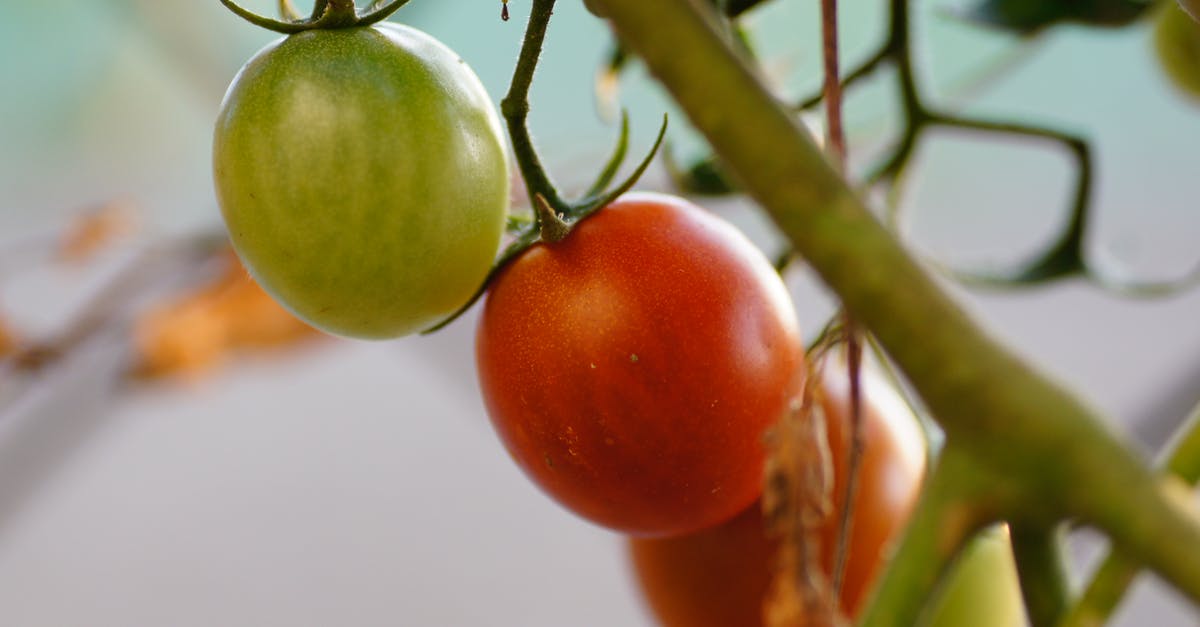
[[629, 502, 775, 627], [475, 193, 804, 536], [628, 361, 927, 624]]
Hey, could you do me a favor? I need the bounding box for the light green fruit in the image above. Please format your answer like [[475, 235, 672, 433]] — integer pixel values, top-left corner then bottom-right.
[[1155, 3, 1200, 100], [927, 525, 1027, 627], [214, 23, 509, 339]]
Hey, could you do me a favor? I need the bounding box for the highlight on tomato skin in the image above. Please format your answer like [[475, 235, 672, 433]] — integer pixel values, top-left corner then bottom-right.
[[475, 192, 805, 538], [626, 360, 927, 625]]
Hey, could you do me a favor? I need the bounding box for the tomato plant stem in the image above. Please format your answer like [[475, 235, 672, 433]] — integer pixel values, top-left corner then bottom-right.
[[820, 0, 847, 170], [817, 0, 866, 600], [501, 0, 572, 216], [278, 0, 300, 21], [1063, 402, 1200, 626], [590, 0, 1200, 616], [857, 448, 985, 627], [1010, 524, 1071, 627], [832, 321, 864, 597], [311, 0, 329, 20]]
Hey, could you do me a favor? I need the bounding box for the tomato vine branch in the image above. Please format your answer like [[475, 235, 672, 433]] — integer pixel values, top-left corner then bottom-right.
[[499, 0, 664, 222], [817, 0, 868, 607], [1010, 524, 1072, 627], [1062, 401, 1200, 626], [857, 448, 987, 627]]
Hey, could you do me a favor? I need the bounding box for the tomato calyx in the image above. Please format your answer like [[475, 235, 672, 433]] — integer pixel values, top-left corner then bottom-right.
[[217, 0, 411, 34], [421, 113, 667, 335], [532, 195, 571, 244]]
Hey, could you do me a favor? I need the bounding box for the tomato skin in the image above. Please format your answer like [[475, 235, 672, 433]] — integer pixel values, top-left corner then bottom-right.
[[213, 23, 508, 339], [627, 362, 926, 624], [475, 193, 804, 536], [1155, 2, 1200, 101], [629, 502, 775, 627], [816, 360, 927, 614]]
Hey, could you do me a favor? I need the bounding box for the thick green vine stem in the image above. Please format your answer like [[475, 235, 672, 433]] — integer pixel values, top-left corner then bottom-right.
[[1011, 524, 1072, 626], [1062, 402, 1200, 626], [216, 0, 411, 34], [590, 0, 1200, 619], [857, 447, 989, 627]]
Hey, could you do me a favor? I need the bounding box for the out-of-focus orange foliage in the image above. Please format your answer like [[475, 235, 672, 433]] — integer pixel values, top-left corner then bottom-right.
[[0, 314, 15, 358], [133, 249, 320, 380], [57, 199, 137, 264]]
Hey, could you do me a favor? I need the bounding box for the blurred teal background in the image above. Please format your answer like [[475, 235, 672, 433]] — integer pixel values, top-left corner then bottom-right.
[[0, 1, 1198, 625]]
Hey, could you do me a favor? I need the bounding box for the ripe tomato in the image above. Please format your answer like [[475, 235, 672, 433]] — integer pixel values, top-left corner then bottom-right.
[[1155, 2, 1200, 100], [475, 193, 804, 536], [213, 23, 509, 339], [627, 361, 927, 624]]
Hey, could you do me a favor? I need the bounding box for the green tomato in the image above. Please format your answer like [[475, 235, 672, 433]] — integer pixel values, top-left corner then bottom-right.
[[1155, 3, 1200, 101], [213, 23, 509, 339], [926, 525, 1026, 627]]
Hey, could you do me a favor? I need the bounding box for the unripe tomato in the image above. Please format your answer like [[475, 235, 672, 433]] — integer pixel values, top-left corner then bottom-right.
[[214, 24, 509, 339], [475, 193, 804, 536], [926, 525, 1024, 627], [626, 362, 926, 625], [1155, 3, 1200, 100]]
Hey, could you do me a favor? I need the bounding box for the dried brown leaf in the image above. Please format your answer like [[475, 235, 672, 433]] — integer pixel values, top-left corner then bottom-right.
[[763, 369, 842, 627]]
